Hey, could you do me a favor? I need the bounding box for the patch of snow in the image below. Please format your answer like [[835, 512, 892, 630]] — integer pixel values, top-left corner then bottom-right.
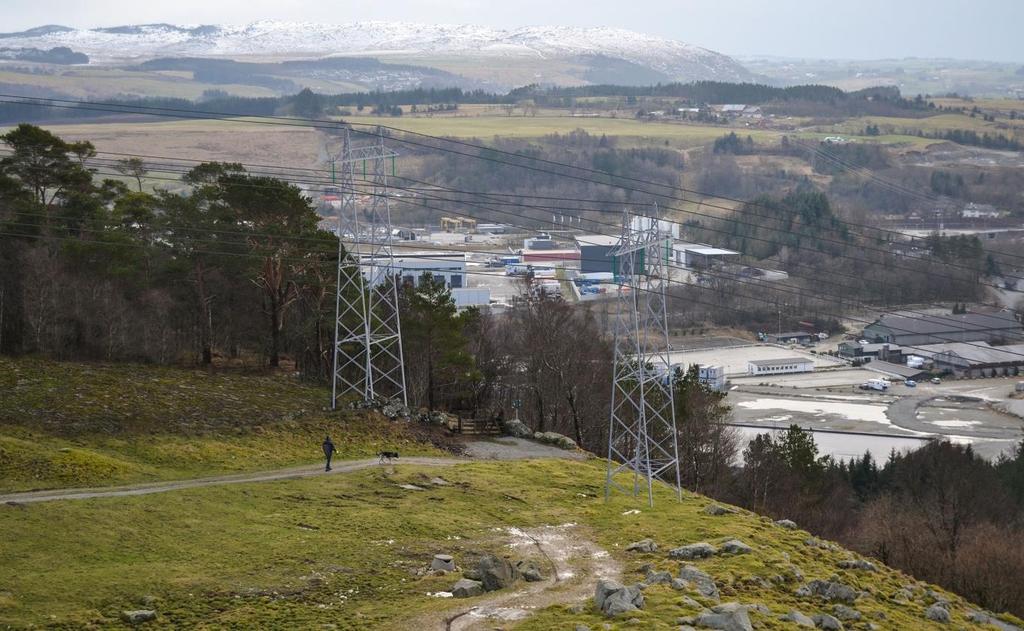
[[0, 20, 753, 81], [928, 420, 982, 428], [428, 591, 454, 598], [737, 398, 892, 425], [621, 509, 641, 515]]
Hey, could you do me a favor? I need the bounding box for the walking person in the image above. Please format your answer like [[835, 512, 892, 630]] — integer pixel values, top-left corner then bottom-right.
[[322, 435, 335, 472]]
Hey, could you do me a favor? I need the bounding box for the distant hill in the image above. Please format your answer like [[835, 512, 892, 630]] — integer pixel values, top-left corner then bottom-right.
[[0, 21, 757, 89]]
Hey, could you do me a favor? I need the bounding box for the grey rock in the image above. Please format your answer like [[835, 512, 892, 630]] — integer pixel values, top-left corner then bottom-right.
[[645, 569, 673, 585], [837, 559, 877, 572], [430, 554, 456, 573], [594, 579, 644, 617], [625, 538, 658, 553], [515, 559, 544, 582], [782, 610, 815, 627], [679, 564, 720, 600], [719, 539, 752, 555], [671, 578, 688, 591], [476, 554, 519, 591], [678, 615, 698, 625], [556, 435, 578, 450], [966, 611, 1022, 631], [775, 519, 798, 530], [748, 603, 770, 614], [797, 580, 859, 604], [703, 504, 736, 516], [121, 610, 157, 625], [462, 567, 481, 581], [925, 604, 950, 623], [813, 614, 843, 630], [833, 605, 861, 621], [502, 418, 533, 438], [695, 602, 753, 631], [680, 627, 697, 631], [451, 578, 484, 598], [679, 596, 702, 608], [669, 542, 718, 560]]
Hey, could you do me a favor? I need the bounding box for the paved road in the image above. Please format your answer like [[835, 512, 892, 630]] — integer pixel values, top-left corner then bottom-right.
[[0, 438, 583, 505]]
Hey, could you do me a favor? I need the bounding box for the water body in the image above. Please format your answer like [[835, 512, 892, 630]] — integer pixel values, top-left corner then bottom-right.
[[735, 427, 929, 461]]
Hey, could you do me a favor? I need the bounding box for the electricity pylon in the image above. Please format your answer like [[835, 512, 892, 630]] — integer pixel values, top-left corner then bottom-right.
[[605, 210, 682, 506], [331, 126, 408, 408]]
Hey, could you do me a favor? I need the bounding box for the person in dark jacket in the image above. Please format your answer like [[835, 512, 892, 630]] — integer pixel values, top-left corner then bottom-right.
[[322, 435, 336, 472]]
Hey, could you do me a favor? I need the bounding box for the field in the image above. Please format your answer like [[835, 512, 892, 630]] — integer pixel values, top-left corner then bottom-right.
[[2, 457, 1015, 629], [0, 68, 279, 100], [0, 357, 447, 493]]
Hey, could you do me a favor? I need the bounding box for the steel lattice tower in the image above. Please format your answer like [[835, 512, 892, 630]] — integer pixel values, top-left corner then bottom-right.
[[605, 210, 682, 506], [331, 126, 408, 408]]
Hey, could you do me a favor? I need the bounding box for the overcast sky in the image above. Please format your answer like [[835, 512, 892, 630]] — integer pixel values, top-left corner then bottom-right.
[[5, 0, 1023, 62]]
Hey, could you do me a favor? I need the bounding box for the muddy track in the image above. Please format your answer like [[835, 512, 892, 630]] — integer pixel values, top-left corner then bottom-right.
[[409, 524, 621, 631]]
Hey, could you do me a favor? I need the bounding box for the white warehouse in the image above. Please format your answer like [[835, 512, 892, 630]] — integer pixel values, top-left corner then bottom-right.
[[361, 252, 466, 289], [747, 357, 815, 376]]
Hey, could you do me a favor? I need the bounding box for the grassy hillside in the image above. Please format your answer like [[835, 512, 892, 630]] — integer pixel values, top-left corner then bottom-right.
[[0, 357, 448, 492], [2, 458, 1020, 629]]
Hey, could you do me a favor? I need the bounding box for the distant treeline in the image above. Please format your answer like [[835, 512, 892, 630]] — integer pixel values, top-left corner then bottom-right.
[[0, 80, 933, 125], [0, 46, 88, 64]]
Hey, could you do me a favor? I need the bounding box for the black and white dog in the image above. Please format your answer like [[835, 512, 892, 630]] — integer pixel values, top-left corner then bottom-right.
[[378, 451, 400, 464]]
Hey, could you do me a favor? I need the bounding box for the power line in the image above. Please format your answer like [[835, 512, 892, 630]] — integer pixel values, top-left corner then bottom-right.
[[5, 94, 1023, 267]]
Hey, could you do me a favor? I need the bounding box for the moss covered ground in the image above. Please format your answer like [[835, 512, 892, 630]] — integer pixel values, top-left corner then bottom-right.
[[0, 357, 446, 493], [2, 459, 1021, 629]]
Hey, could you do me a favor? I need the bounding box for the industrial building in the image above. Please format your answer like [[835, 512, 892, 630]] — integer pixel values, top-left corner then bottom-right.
[[672, 243, 739, 268], [767, 331, 816, 345], [575, 234, 620, 274], [862, 310, 1023, 346], [838, 341, 904, 363], [910, 342, 1024, 378], [747, 357, 815, 376], [362, 252, 466, 289]]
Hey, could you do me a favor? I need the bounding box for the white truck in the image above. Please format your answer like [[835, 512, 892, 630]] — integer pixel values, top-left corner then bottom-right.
[[860, 378, 890, 391]]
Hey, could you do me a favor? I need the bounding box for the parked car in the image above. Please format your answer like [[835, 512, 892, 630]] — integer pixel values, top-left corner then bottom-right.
[[930, 377, 942, 384], [905, 380, 917, 387]]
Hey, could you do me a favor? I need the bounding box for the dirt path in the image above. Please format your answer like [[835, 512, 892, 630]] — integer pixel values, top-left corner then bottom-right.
[[0, 438, 583, 505], [411, 524, 621, 631]]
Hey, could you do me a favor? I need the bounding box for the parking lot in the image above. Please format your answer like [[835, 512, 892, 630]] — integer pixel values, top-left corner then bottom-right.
[[668, 344, 846, 376]]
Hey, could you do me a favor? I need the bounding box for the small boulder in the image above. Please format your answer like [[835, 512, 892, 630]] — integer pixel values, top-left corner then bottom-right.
[[451, 578, 484, 598], [837, 559, 877, 572], [556, 435, 578, 450], [476, 554, 519, 591], [121, 611, 157, 625], [594, 579, 644, 617], [515, 560, 544, 583], [782, 610, 815, 627], [671, 578, 688, 591], [502, 418, 533, 438], [695, 602, 753, 631], [833, 605, 861, 621], [679, 564, 720, 600], [625, 538, 658, 553], [719, 539, 752, 555], [796, 580, 858, 604], [925, 604, 951, 623], [430, 554, 456, 573], [669, 542, 718, 560], [703, 504, 736, 516], [813, 613, 843, 630], [775, 519, 798, 530], [644, 569, 672, 585]]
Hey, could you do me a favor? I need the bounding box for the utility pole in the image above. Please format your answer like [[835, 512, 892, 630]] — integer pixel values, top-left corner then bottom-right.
[[605, 210, 682, 507], [330, 126, 408, 409]]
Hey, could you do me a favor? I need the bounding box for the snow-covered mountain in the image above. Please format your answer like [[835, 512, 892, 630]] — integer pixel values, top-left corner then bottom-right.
[[0, 21, 754, 83]]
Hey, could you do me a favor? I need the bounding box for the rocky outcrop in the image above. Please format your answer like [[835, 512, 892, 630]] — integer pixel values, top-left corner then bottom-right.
[[679, 564, 720, 600], [796, 580, 859, 604], [669, 542, 718, 560], [533, 431, 577, 450], [694, 602, 753, 631], [782, 610, 815, 627], [719, 539, 752, 555], [837, 558, 877, 572], [925, 603, 951, 623], [594, 579, 644, 617], [625, 538, 658, 553], [813, 613, 843, 630], [451, 578, 484, 598], [430, 554, 456, 573], [476, 554, 519, 591], [775, 519, 798, 530], [121, 610, 156, 624], [501, 418, 533, 438], [515, 559, 544, 582], [703, 504, 737, 516]]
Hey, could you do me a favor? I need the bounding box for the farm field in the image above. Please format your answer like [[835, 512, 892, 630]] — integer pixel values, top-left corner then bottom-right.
[[0, 68, 278, 100]]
